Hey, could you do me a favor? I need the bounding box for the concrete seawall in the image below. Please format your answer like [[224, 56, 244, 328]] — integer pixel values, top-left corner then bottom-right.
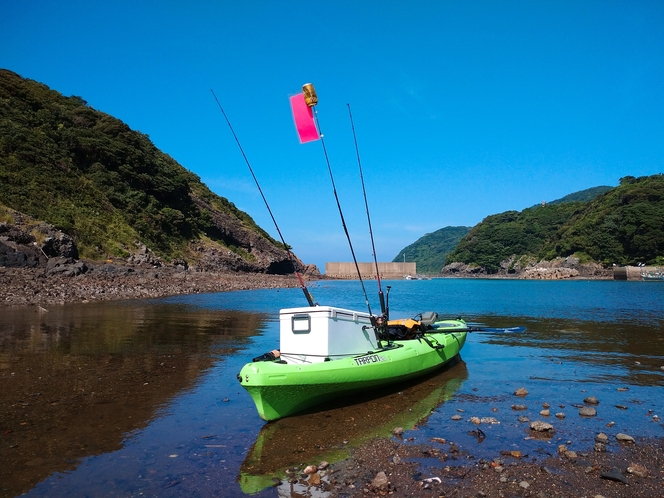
[[613, 266, 663, 280], [325, 262, 416, 280]]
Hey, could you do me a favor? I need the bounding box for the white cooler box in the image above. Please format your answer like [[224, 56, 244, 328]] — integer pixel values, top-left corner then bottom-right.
[[279, 306, 378, 364]]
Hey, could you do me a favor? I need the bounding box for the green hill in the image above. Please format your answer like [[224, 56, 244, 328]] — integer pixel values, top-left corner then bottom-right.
[[0, 69, 296, 272], [445, 203, 583, 273], [393, 226, 471, 274], [548, 185, 613, 205], [543, 175, 664, 266], [445, 175, 664, 272]]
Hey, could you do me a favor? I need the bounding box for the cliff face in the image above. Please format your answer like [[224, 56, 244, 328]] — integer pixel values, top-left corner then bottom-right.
[[0, 204, 317, 276]]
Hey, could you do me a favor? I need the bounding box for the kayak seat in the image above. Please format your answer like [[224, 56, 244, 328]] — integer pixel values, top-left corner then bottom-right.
[[418, 312, 439, 327]]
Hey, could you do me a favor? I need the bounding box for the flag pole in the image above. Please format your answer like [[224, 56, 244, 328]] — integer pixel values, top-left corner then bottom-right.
[[212, 89, 317, 307], [299, 84, 376, 325]]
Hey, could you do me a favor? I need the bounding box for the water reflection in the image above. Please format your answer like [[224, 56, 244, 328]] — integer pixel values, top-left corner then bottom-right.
[[0, 302, 267, 498], [239, 359, 468, 495], [475, 315, 664, 386]]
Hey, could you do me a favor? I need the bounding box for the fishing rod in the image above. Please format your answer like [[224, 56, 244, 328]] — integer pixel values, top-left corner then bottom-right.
[[347, 103, 387, 320], [301, 84, 374, 320], [210, 89, 317, 307]]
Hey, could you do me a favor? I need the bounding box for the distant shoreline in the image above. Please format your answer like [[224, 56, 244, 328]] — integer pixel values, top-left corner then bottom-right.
[[4, 264, 650, 308]]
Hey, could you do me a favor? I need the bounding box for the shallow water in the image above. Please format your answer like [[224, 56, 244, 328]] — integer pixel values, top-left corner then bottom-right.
[[1, 279, 662, 497]]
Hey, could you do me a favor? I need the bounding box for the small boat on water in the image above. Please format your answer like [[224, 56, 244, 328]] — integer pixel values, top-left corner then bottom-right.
[[238, 306, 467, 421], [642, 270, 664, 281]]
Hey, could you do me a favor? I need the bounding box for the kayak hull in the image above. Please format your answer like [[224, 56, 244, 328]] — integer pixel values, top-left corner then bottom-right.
[[239, 323, 467, 421]]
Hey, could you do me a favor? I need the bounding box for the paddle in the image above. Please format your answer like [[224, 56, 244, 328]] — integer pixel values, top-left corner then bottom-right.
[[464, 323, 527, 333]]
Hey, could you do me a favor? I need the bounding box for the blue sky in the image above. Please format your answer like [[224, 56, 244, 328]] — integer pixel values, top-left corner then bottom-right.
[[2, 1, 663, 271]]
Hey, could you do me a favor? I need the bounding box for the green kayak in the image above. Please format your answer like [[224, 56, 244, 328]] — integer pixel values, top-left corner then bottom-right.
[[238, 305, 467, 421]]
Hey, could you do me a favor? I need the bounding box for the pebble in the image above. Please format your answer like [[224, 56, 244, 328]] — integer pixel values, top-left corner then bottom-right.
[[555, 412, 565, 419], [606, 421, 615, 428], [529, 421, 554, 432], [470, 417, 481, 425], [579, 406, 597, 417], [303, 465, 317, 474], [617, 387, 629, 391], [491, 407, 498, 412], [392, 455, 402, 465], [480, 417, 500, 424], [627, 463, 648, 477], [595, 433, 609, 443], [519, 481, 530, 489], [564, 450, 577, 459], [308, 472, 321, 485], [653, 415, 660, 421], [511, 404, 527, 411], [600, 467, 628, 484], [431, 437, 446, 444], [584, 395, 599, 405], [371, 472, 389, 491], [318, 461, 329, 470], [616, 433, 635, 443], [514, 387, 528, 396], [542, 402, 550, 408], [540, 409, 550, 416], [615, 404, 628, 410], [518, 415, 530, 422], [557, 444, 567, 454], [499, 476, 508, 483], [451, 414, 462, 421], [392, 427, 404, 436]]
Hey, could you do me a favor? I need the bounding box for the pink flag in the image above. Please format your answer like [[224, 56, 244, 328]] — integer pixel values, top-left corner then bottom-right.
[[290, 93, 319, 143]]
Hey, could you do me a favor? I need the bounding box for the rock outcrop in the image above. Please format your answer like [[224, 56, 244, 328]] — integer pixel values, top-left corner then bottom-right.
[[441, 256, 611, 279], [0, 206, 320, 278]]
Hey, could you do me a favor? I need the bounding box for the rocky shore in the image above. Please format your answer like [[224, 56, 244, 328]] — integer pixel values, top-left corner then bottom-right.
[[0, 263, 306, 307], [325, 434, 664, 497], [442, 255, 613, 280], [269, 385, 664, 497], [1, 214, 318, 307]]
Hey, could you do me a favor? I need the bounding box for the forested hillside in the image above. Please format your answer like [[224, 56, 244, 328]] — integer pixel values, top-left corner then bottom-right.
[[393, 226, 470, 274], [446, 175, 664, 272], [0, 69, 301, 273], [547, 185, 612, 205], [543, 175, 664, 266]]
